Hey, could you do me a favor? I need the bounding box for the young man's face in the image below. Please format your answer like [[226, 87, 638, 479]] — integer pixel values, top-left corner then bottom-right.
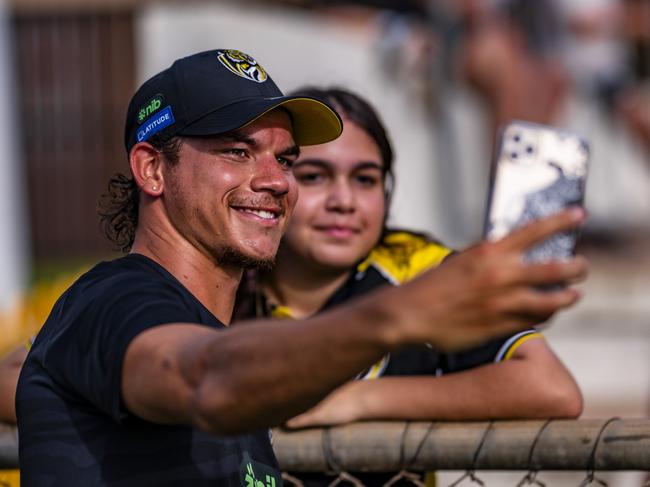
[[163, 110, 300, 269]]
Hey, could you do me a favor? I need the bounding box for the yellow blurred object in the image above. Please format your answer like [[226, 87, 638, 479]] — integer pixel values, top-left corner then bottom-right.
[[0, 269, 87, 354], [0, 469, 19, 486]]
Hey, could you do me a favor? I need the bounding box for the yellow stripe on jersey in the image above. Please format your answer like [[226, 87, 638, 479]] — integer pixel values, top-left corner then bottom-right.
[[357, 231, 452, 284], [269, 305, 293, 319], [503, 332, 542, 360], [495, 330, 543, 362], [356, 355, 390, 380]]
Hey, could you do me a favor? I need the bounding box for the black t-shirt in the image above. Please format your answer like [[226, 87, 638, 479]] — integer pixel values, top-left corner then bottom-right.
[[16, 254, 281, 487]]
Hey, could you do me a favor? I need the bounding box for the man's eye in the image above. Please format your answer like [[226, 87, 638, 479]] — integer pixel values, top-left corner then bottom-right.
[[225, 148, 247, 158], [277, 156, 295, 168]]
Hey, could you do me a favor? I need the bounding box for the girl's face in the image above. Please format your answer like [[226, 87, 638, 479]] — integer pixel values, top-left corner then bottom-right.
[[279, 119, 386, 272]]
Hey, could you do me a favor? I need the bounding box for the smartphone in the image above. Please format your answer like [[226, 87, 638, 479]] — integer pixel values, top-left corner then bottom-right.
[[484, 120, 590, 263]]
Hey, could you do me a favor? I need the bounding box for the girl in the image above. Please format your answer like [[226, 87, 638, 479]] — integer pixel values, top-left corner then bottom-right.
[[235, 87, 582, 485]]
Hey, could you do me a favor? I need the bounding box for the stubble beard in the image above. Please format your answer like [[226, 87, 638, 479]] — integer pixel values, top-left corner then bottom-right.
[[217, 194, 287, 272], [166, 176, 278, 272], [215, 245, 276, 272]]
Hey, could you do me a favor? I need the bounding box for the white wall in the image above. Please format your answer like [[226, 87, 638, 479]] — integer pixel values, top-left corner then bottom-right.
[[0, 0, 29, 312]]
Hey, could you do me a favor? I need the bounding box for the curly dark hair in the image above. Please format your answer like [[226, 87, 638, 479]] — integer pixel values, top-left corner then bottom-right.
[[97, 136, 182, 252]]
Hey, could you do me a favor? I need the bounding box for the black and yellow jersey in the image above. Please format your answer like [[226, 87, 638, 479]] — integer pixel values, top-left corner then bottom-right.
[[242, 230, 540, 379]]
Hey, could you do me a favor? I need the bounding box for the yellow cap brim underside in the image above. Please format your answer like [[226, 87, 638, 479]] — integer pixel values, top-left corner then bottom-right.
[[243, 97, 343, 146]]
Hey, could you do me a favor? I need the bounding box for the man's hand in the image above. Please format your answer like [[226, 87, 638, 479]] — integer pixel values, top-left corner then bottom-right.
[[382, 208, 588, 351]]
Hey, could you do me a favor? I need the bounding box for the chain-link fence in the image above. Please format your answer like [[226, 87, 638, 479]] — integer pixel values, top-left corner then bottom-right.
[[1, 419, 649, 486], [272, 419, 650, 487]]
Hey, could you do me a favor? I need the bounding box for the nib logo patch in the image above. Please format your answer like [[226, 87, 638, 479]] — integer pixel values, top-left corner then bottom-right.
[[137, 95, 164, 124]]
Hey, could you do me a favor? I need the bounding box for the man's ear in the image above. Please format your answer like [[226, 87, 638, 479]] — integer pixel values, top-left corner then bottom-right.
[[130, 142, 165, 196]]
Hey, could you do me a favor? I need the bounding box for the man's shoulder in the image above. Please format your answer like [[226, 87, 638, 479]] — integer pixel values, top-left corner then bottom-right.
[[29, 254, 218, 368], [85, 253, 165, 277], [77, 254, 178, 294], [51, 254, 197, 327]]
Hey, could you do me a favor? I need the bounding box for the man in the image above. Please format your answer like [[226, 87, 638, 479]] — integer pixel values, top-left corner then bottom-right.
[[16, 48, 587, 486]]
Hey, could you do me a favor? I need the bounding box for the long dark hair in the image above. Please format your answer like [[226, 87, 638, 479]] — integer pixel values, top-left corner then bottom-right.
[[97, 135, 182, 252], [288, 87, 395, 207]]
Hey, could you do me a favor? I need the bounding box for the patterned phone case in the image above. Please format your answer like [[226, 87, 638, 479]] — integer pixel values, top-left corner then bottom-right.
[[484, 120, 590, 262]]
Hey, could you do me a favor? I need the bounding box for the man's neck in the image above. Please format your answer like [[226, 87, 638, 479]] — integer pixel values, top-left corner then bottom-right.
[[261, 257, 351, 319], [131, 224, 242, 325]]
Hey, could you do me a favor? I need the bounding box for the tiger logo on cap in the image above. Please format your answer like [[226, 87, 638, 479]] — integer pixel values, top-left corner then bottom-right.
[[217, 50, 268, 83]]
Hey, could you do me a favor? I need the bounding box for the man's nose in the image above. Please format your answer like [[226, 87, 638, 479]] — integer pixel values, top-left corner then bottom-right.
[[250, 155, 291, 195]]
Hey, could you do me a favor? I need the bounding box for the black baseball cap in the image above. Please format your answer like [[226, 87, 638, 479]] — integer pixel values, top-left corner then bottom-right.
[[124, 49, 343, 153]]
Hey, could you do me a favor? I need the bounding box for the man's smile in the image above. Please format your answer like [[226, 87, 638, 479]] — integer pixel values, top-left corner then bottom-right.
[[231, 204, 283, 224]]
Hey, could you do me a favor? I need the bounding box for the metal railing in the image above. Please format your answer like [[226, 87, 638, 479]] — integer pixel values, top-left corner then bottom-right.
[[0, 424, 17, 469], [273, 418, 650, 471], [273, 419, 650, 486], [2, 419, 649, 485]]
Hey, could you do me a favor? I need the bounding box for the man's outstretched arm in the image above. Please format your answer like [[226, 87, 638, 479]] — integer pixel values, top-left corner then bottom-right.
[[122, 209, 588, 435]]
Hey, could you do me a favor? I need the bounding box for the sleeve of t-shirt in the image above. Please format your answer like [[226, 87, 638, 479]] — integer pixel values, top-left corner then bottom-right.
[[440, 329, 542, 373], [42, 274, 205, 423]]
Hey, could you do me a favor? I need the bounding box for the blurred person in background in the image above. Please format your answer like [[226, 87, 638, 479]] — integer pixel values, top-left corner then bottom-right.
[[456, 0, 569, 135], [235, 86, 583, 486], [374, 0, 569, 138], [607, 0, 650, 155], [554, 0, 650, 155], [375, 0, 650, 154]]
